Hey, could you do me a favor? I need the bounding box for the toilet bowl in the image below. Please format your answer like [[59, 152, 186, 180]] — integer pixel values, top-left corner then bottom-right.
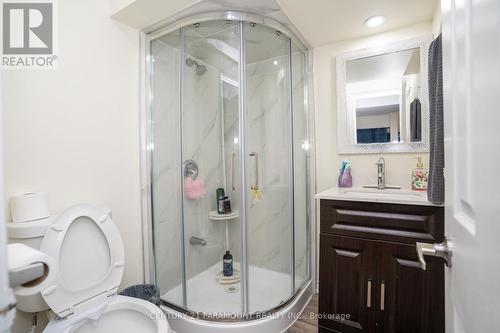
[[44, 295, 167, 333], [8, 203, 168, 333]]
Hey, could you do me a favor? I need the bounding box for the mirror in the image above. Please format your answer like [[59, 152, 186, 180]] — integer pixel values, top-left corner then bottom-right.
[[336, 37, 431, 154]]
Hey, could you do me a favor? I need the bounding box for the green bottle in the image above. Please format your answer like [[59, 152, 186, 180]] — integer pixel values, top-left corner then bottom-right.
[[216, 188, 225, 213]]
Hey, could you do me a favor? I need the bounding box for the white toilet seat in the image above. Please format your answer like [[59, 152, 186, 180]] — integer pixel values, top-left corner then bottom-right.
[[35, 204, 168, 333], [40, 204, 125, 318], [44, 295, 168, 333]]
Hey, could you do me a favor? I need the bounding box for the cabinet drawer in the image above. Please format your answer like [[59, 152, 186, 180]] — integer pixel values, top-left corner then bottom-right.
[[320, 200, 444, 244]]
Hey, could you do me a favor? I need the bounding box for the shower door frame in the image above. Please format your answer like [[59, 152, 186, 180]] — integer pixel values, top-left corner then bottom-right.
[[139, 11, 317, 319]]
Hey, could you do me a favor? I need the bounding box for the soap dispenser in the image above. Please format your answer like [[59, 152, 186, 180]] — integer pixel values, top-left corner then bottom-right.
[[411, 157, 428, 191]]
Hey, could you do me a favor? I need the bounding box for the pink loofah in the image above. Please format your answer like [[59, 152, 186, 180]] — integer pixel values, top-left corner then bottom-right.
[[184, 177, 206, 200]]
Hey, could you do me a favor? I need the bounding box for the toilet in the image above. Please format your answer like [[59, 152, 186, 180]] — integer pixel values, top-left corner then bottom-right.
[[8, 203, 168, 333]]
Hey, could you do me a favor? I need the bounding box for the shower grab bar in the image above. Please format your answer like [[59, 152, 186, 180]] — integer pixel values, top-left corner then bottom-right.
[[231, 152, 236, 191], [249, 152, 259, 190]]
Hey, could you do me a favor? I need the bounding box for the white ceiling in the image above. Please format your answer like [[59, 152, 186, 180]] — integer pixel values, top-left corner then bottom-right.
[[275, 0, 439, 47]]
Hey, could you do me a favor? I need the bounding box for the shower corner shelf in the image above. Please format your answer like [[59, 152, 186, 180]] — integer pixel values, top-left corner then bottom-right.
[[209, 210, 239, 221]]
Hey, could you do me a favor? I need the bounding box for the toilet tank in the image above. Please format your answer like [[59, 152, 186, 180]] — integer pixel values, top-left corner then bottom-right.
[[7, 216, 56, 249]]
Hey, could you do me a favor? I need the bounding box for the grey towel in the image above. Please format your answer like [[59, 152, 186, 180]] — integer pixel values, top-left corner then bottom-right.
[[427, 35, 445, 204], [410, 98, 422, 142]]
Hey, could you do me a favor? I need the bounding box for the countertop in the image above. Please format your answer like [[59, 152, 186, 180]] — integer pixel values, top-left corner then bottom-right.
[[315, 187, 442, 206]]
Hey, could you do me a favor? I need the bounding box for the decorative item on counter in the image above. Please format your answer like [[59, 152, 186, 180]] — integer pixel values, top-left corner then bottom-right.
[[412, 157, 428, 191], [338, 160, 353, 188]]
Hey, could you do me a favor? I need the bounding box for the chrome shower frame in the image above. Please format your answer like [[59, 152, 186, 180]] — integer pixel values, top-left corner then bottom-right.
[[139, 10, 317, 321]]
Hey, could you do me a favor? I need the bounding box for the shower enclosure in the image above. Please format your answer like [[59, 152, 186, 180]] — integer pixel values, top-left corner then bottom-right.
[[144, 12, 312, 319]]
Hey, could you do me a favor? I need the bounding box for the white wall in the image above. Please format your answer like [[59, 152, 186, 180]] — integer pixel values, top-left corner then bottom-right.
[[313, 21, 434, 192], [2, 0, 142, 294], [432, 1, 442, 36]]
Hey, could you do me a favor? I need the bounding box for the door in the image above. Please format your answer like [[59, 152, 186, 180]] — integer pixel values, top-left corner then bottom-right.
[[319, 234, 377, 332], [179, 20, 242, 314], [379, 241, 444, 333], [442, 0, 500, 331], [244, 22, 295, 313]]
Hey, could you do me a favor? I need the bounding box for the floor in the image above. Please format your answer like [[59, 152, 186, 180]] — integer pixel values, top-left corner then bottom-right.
[[288, 294, 318, 333], [162, 263, 305, 314]]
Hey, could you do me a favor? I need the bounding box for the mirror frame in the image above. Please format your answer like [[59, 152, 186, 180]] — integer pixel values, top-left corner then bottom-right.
[[336, 36, 432, 154]]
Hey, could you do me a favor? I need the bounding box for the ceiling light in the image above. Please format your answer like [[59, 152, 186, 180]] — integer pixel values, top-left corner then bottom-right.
[[273, 60, 278, 65], [364, 16, 385, 28]]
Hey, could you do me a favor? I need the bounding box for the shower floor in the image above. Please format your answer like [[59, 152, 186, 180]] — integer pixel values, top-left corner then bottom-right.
[[162, 263, 293, 314]]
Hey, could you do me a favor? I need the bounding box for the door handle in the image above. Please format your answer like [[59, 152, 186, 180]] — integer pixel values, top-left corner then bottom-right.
[[416, 239, 452, 270], [380, 281, 385, 311], [230, 152, 236, 191], [366, 279, 372, 308], [249, 152, 259, 190]]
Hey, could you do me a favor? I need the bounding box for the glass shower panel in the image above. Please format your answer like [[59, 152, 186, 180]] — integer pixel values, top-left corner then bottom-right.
[[180, 20, 242, 315], [291, 43, 309, 289], [244, 22, 293, 313], [150, 31, 183, 306]]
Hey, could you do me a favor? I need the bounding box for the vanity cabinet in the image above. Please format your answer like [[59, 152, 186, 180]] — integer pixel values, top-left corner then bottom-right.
[[318, 200, 444, 333]]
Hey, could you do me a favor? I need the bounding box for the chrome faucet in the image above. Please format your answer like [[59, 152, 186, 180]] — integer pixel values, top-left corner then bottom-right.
[[363, 157, 401, 190], [363, 157, 402, 190], [376, 157, 386, 189]]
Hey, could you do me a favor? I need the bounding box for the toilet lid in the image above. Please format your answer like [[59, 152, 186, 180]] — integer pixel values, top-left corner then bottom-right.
[[40, 204, 124, 318]]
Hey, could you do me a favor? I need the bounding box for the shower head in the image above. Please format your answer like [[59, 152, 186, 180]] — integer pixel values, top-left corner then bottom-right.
[[196, 64, 207, 75], [185, 58, 207, 76]]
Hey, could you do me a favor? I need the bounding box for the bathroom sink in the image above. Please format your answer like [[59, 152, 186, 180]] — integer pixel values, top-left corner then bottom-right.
[[316, 187, 437, 206]]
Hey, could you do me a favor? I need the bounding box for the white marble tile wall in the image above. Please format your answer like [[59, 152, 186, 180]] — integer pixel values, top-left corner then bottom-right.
[[244, 55, 293, 276], [151, 38, 310, 303], [151, 40, 183, 301], [181, 56, 228, 282], [152, 41, 228, 299], [221, 82, 242, 261]]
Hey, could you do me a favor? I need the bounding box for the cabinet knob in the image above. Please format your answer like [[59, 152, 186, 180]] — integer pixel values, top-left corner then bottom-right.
[[416, 239, 453, 270]]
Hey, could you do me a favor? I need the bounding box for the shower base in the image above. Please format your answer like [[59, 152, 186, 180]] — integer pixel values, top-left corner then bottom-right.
[[162, 263, 300, 314], [162, 273, 313, 333]]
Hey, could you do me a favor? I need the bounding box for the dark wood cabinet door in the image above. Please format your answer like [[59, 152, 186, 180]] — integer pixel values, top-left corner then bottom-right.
[[377, 241, 444, 333], [319, 234, 377, 332]]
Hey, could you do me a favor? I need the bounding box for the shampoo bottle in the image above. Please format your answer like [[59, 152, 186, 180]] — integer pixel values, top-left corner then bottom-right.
[[411, 157, 428, 191], [223, 250, 233, 277], [216, 188, 225, 214]]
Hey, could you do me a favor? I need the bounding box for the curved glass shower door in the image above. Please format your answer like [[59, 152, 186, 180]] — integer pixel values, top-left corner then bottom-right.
[[244, 22, 294, 313], [180, 20, 243, 314], [149, 17, 310, 318]]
